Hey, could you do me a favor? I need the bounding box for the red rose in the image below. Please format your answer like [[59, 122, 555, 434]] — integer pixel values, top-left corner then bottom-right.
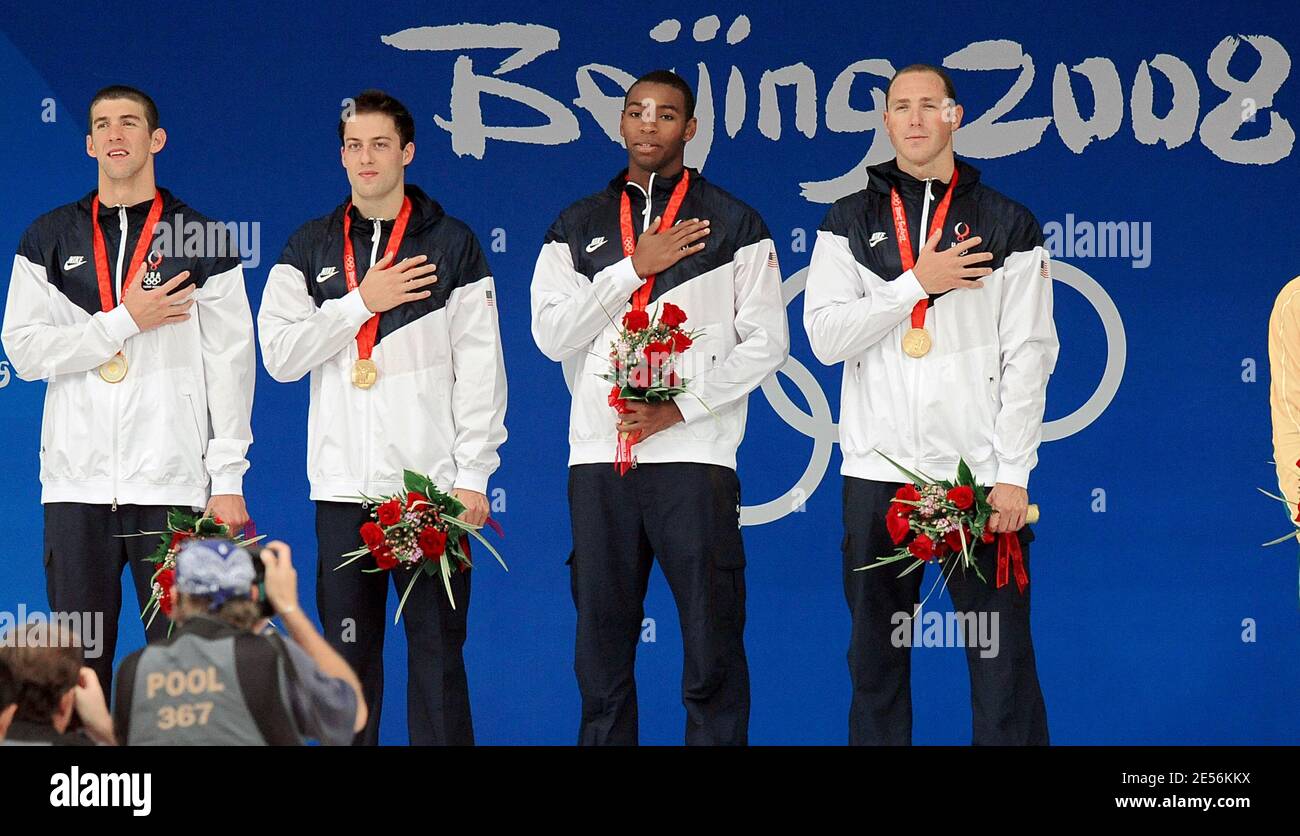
[[886, 508, 911, 545], [377, 499, 402, 527], [418, 526, 448, 558], [946, 486, 975, 510], [934, 539, 950, 557], [889, 500, 914, 519], [670, 330, 693, 352], [628, 362, 651, 389], [908, 534, 935, 561], [643, 341, 672, 369], [895, 484, 921, 503], [622, 309, 650, 331], [360, 521, 386, 552], [944, 529, 968, 554], [374, 546, 397, 571], [659, 303, 688, 328], [156, 569, 175, 617], [981, 530, 996, 544], [169, 531, 187, 551], [406, 491, 428, 511]]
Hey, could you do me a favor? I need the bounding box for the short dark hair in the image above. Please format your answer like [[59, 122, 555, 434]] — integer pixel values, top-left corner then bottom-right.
[[625, 70, 696, 121], [88, 85, 160, 134], [886, 64, 958, 105], [0, 622, 84, 725], [339, 89, 416, 148]]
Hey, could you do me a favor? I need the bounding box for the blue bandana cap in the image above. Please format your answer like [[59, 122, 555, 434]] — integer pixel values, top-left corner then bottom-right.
[[175, 538, 257, 610]]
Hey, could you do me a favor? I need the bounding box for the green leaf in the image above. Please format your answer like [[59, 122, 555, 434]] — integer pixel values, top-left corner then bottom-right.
[[874, 450, 933, 486], [439, 555, 457, 611], [465, 527, 509, 572], [335, 552, 367, 571], [394, 567, 422, 625], [957, 459, 975, 487], [897, 558, 927, 578], [1262, 531, 1300, 547]]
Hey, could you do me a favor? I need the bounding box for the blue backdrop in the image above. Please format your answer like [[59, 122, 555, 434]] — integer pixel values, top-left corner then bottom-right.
[[1, 0, 1297, 744]]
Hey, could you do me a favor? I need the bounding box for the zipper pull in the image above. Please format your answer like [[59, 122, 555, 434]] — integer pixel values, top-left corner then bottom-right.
[[112, 498, 118, 512]]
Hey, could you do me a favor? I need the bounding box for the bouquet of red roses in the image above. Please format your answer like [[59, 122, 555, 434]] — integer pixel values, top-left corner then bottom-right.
[[336, 469, 506, 622], [602, 301, 705, 474], [128, 508, 264, 634], [859, 454, 1038, 596]]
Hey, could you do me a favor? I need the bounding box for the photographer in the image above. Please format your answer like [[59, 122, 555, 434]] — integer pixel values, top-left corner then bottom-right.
[[0, 621, 115, 746], [113, 538, 367, 745]]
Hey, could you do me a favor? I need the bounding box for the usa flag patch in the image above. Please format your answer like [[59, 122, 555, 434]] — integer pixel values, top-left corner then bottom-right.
[[485, 289, 495, 307], [1040, 258, 1050, 279], [768, 252, 779, 269]]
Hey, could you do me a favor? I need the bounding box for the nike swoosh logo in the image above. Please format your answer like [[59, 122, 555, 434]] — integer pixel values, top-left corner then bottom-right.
[[316, 267, 339, 283], [63, 256, 86, 270], [868, 233, 888, 248], [585, 237, 607, 253]]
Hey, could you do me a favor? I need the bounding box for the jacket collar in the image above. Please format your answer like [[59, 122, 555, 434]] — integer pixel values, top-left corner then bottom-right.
[[78, 187, 177, 219], [339, 183, 445, 234], [866, 157, 981, 200], [608, 166, 696, 200]]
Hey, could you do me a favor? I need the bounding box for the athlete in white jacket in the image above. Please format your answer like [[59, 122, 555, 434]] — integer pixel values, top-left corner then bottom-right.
[[1, 86, 255, 695], [804, 64, 1058, 745], [258, 90, 507, 746], [531, 70, 788, 745]]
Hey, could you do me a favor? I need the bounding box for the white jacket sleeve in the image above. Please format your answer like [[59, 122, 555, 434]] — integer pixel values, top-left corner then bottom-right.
[[445, 235, 508, 495], [2, 249, 140, 381], [804, 228, 927, 367], [992, 246, 1059, 488], [257, 237, 372, 383], [530, 217, 645, 362], [674, 236, 790, 424], [196, 262, 256, 496]]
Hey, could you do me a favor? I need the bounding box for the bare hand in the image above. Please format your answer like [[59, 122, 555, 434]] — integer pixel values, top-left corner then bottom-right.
[[74, 667, 116, 745], [987, 483, 1029, 534], [359, 252, 438, 313], [912, 231, 992, 294], [260, 540, 300, 615], [205, 494, 250, 534], [630, 217, 710, 278], [122, 266, 194, 331], [451, 489, 490, 527], [617, 400, 684, 441]]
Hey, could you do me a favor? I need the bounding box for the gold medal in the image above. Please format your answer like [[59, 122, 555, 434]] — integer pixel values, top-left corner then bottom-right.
[[99, 352, 128, 383], [351, 358, 378, 389], [901, 327, 932, 358]]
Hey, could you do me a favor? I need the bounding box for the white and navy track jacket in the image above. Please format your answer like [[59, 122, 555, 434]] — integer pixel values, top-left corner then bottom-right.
[[258, 185, 507, 501], [804, 158, 1059, 489], [2, 189, 255, 508], [531, 168, 789, 470]]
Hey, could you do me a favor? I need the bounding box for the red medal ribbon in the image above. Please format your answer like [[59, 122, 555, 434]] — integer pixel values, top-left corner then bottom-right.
[[890, 167, 959, 332], [613, 170, 691, 474], [342, 196, 413, 361], [91, 191, 163, 312], [619, 169, 691, 312], [995, 531, 1028, 595]]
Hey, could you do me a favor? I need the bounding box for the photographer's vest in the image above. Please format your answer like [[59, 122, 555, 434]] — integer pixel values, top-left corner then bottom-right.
[[115, 616, 302, 746]]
